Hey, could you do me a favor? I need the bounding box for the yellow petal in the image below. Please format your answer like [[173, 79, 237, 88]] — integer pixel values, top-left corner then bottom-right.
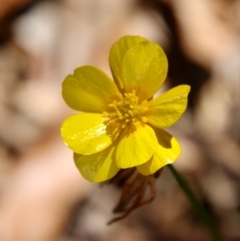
[[116, 122, 158, 169], [145, 85, 191, 128], [61, 113, 117, 155], [121, 41, 168, 102], [109, 35, 147, 92], [137, 129, 181, 175], [74, 144, 119, 183], [62, 66, 121, 112]]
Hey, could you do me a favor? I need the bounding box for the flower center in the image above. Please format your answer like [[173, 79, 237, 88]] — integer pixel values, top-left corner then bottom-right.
[[103, 91, 148, 128]]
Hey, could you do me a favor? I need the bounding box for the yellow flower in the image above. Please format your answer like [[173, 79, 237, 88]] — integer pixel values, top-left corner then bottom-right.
[[61, 35, 190, 183]]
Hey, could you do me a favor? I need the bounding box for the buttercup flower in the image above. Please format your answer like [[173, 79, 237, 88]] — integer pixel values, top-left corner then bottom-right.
[[61, 35, 190, 183]]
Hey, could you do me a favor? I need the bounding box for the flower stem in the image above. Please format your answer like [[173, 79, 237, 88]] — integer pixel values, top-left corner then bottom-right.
[[167, 164, 225, 241]]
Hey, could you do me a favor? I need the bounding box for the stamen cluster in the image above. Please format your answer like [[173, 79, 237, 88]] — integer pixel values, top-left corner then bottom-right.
[[103, 91, 148, 128]]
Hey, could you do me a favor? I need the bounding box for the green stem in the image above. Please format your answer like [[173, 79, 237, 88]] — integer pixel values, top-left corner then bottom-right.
[[167, 164, 224, 241]]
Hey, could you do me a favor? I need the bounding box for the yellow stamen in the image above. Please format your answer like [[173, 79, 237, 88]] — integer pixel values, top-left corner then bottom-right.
[[104, 91, 149, 128]]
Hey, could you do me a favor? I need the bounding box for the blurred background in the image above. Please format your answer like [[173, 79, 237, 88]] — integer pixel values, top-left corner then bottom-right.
[[0, 0, 240, 240]]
